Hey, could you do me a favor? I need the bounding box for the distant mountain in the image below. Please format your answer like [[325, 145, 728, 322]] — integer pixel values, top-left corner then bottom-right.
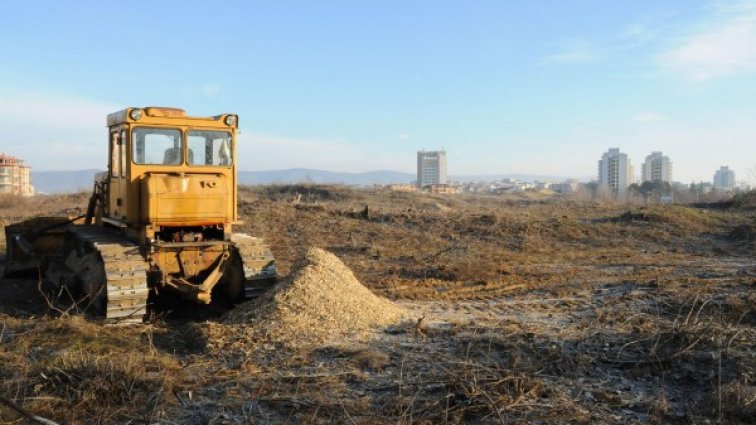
[[449, 174, 570, 183], [238, 169, 573, 185], [31, 168, 576, 194], [238, 168, 414, 185], [32, 169, 103, 194]]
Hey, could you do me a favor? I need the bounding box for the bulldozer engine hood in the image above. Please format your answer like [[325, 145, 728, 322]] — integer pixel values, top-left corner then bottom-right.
[[140, 173, 230, 226]]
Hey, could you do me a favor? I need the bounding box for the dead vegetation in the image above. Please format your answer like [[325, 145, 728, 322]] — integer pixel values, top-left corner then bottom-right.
[[0, 316, 180, 424], [1, 184, 754, 424], [732, 190, 756, 210]]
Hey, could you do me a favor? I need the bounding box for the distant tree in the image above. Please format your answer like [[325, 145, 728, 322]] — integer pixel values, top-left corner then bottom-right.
[[627, 183, 643, 204], [689, 181, 713, 203], [636, 180, 671, 203], [584, 181, 599, 198], [594, 183, 611, 200]]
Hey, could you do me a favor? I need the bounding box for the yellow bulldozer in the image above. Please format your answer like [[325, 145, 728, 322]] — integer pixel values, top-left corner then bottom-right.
[[3, 107, 277, 324]]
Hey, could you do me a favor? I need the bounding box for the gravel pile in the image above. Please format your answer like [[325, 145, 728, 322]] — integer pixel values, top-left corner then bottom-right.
[[210, 248, 405, 348]]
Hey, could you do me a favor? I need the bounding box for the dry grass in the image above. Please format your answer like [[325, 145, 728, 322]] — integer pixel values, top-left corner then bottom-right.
[[732, 190, 756, 210], [0, 185, 754, 424], [0, 316, 180, 424]]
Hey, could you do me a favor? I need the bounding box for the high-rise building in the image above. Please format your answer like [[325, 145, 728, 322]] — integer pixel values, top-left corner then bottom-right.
[[713, 166, 736, 191], [0, 153, 34, 197], [641, 151, 672, 183], [597, 148, 633, 197], [416, 149, 447, 187]]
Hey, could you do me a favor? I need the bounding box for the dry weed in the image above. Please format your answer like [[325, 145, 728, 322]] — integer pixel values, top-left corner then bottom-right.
[[0, 185, 753, 423], [0, 316, 179, 424]]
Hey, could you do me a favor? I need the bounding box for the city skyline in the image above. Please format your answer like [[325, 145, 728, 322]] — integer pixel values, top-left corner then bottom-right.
[[1, 1, 755, 184]]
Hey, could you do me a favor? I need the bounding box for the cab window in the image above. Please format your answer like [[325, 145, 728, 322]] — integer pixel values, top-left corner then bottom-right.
[[132, 127, 183, 165], [120, 129, 127, 176], [110, 131, 121, 177], [187, 130, 232, 166]]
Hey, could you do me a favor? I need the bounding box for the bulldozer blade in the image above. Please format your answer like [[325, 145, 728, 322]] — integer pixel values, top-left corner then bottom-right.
[[4, 217, 71, 277]]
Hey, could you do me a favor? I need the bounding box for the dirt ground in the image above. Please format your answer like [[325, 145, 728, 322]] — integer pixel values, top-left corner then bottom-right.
[[0, 186, 754, 424]]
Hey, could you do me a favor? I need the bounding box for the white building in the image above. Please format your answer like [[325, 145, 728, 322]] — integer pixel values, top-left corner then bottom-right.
[[713, 166, 736, 191], [553, 180, 581, 195], [598, 148, 633, 198], [0, 153, 34, 197], [416, 149, 447, 187], [641, 151, 672, 183]]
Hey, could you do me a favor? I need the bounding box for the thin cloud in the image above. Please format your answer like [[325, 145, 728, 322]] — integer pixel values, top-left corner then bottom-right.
[[238, 133, 405, 172], [545, 25, 654, 65], [623, 23, 658, 45], [0, 90, 119, 170], [659, 3, 756, 82], [0, 90, 118, 131], [202, 83, 221, 97], [0, 90, 406, 173], [545, 41, 597, 63], [632, 111, 668, 123]]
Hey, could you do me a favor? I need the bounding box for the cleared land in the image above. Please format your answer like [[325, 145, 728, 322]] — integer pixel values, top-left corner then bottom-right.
[[0, 187, 754, 424]]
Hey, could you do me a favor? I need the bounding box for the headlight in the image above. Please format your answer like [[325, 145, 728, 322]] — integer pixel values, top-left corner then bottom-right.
[[224, 115, 236, 126], [129, 109, 143, 120]]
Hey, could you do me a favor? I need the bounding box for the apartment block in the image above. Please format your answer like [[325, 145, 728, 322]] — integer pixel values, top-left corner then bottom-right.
[[641, 151, 672, 183], [713, 166, 736, 191], [416, 149, 447, 188], [0, 153, 34, 197], [598, 148, 633, 198]]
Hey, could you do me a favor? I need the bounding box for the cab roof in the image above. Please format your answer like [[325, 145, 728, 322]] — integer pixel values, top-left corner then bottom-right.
[[107, 107, 238, 129]]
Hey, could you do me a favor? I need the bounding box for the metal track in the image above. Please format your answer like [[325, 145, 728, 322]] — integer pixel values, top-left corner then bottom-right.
[[69, 227, 149, 324], [230, 233, 277, 298]]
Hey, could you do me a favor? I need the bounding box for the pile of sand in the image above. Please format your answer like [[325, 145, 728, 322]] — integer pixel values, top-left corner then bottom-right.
[[209, 248, 405, 348]]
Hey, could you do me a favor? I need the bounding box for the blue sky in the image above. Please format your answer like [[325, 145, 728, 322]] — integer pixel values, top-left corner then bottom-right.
[[0, 0, 755, 184]]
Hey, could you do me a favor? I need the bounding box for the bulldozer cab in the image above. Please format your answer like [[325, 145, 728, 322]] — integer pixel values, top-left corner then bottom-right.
[[104, 107, 239, 243]]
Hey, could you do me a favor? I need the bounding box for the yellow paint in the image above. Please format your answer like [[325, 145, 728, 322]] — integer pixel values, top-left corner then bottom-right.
[[105, 107, 239, 236], [140, 173, 228, 224]]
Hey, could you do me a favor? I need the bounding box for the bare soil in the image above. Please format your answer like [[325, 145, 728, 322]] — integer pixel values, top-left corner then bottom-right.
[[1, 186, 754, 424]]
